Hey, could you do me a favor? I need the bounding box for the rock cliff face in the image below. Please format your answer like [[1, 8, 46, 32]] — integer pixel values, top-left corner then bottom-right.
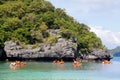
[[4, 42, 113, 61], [4, 30, 77, 61], [4, 39, 77, 60], [1, 30, 112, 61], [85, 49, 113, 61]]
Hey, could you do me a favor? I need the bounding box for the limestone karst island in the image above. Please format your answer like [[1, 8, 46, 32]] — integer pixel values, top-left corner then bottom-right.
[[0, 0, 112, 62]]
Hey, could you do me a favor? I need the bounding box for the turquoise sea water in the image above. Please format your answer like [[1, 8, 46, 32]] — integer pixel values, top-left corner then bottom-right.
[[0, 57, 120, 80]]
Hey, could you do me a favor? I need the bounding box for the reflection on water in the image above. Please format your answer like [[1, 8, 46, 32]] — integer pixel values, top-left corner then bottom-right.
[[0, 58, 120, 80]]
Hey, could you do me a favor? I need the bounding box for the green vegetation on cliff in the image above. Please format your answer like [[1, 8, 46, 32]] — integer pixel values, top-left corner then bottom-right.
[[0, 0, 105, 54]]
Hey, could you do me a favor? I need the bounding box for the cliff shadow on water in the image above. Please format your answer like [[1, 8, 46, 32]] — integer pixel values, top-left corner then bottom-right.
[[0, 47, 7, 61], [6, 57, 75, 62]]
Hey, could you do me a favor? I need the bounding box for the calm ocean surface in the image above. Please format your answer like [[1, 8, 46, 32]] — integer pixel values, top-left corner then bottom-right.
[[0, 57, 120, 80]]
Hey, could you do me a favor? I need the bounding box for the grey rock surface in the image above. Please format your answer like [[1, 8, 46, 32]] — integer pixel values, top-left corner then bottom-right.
[[4, 30, 77, 59]]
